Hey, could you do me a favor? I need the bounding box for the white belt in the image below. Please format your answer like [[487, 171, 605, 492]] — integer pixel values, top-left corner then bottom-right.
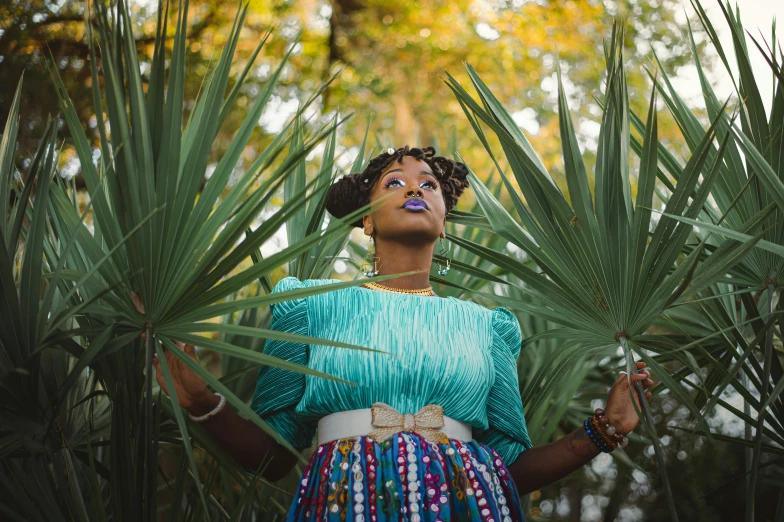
[[317, 402, 472, 446]]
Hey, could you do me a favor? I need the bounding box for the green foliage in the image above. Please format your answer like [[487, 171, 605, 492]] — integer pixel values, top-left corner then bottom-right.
[[1, 0, 783, 520], [627, 2, 784, 520], [0, 0, 419, 518], [0, 77, 115, 521], [443, 8, 781, 518]]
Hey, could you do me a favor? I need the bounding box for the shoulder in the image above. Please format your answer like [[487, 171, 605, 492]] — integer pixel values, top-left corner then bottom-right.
[[491, 306, 522, 357], [491, 306, 519, 327], [268, 276, 338, 321], [444, 297, 515, 324], [441, 294, 492, 315], [441, 298, 519, 335], [271, 276, 342, 293], [270, 276, 305, 294], [446, 300, 521, 355]]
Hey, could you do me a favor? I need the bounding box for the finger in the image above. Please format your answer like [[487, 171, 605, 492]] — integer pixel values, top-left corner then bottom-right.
[[646, 391, 652, 399], [155, 353, 175, 374], [130, 290, 145, 314], [630, 372, 648, 382], [644, 378, 654, 388], [153, 357, 166, 388], [174, 339, 186, 349], [635, 361, 646, 369], [141, 331, 147, 341], [184, 344, 196, 357], [156, 373, 167, 392], [164, 349, 178, 365]]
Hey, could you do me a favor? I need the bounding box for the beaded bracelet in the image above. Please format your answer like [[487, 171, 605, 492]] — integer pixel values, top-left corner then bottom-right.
[[584, 418, 614, 453], [584, 407, 629, 453], [595, 407, 630, 448], [591, 415, 617, 448]]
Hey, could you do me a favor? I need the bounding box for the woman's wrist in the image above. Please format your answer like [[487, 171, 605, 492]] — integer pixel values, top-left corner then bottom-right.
[[584, 408, 630, 453], [187, 391, 220, 416], [566, 425, 603, 460]]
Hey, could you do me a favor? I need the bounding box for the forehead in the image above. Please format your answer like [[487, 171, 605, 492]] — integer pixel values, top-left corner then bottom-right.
[[380, 155, 433, 176]]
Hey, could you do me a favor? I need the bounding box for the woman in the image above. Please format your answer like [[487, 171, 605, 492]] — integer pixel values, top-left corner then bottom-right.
[[152, 146, 655, 521]]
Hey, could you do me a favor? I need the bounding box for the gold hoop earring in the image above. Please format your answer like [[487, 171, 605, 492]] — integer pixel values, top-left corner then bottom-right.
[[361, 235, 380, 277], [436, 236, 451, 277]]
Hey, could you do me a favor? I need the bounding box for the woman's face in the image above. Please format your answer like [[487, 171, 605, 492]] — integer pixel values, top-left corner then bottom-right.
[[362, 155, 447, 243]]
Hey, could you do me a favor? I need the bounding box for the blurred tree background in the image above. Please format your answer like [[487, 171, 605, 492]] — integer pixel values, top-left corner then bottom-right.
[[2, 0, 698, 195], [2, 1, 779, 521]]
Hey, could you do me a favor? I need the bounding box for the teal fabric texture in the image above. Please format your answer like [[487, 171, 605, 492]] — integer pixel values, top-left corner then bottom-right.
[[251, 276, 533, 465]]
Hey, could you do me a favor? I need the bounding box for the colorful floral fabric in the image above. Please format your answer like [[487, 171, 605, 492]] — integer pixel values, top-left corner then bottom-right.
[[288, 432, 525, 522]]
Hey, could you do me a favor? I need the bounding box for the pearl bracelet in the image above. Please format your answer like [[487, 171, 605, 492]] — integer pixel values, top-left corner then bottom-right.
[[187, 393, 226, 422]]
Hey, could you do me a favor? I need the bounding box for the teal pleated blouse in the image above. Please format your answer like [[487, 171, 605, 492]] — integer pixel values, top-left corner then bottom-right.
[[251, 276, 533, 465]]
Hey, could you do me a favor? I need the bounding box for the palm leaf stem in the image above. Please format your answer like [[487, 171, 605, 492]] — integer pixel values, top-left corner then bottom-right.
[[619, 335, 678, 521], [747, 281, 778, 521], [145, 325, 156, 520], [154, 336, 210, 515]]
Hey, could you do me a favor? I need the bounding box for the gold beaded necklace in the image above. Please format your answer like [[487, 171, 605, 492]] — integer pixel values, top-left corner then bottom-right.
[[362, 280, 437, 296]]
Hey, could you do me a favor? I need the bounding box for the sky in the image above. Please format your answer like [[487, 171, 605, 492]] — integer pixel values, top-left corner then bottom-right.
[[675, 0, 783, 113]]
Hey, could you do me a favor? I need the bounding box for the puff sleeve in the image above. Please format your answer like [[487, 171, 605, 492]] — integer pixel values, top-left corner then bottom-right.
[[251, 276, 317, 450], [473, 306, 533, 465]]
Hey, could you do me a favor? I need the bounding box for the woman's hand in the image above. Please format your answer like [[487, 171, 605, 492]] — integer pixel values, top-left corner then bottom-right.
[[603, 361, 655, 435], [142, 332, 214, 414], [137, 324, 295, 478]]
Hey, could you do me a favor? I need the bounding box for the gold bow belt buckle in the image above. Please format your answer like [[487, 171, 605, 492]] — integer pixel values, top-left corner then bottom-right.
[[316, 402, 473, 445], [368, 402, 450, 444]]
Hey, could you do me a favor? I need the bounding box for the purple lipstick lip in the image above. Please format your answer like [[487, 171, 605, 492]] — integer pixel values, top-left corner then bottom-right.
[[402, 198, 428, 210]]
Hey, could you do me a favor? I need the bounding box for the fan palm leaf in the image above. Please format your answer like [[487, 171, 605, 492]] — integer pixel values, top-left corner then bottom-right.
[[629, 2, 784, 517], [41, 0, 420, 517], [0, 77, 118, 520], [442, 21, 771, 519]]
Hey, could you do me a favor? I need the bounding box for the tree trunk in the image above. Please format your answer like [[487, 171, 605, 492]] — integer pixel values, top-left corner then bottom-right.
[[393, 92, 415, 145]]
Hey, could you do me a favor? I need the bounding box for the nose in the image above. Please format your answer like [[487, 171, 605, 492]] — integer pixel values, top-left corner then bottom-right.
[[406, 187, 423, 197]]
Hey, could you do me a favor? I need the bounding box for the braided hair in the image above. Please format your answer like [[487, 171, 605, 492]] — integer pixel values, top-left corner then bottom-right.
[[325, 146, 470, 228]]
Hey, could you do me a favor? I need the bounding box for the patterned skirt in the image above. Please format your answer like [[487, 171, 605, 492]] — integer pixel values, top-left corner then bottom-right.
[[287, 431, 525, 522]]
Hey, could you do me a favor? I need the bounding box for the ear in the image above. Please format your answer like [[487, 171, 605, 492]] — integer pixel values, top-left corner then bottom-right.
[[363, 214, 374, 236]]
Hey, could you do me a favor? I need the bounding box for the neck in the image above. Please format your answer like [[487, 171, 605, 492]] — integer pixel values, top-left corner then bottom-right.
[[371, 236, 436, 289]]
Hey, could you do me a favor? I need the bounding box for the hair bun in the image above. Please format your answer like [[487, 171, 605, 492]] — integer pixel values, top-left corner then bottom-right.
[[325, 174, 366, 228], [429, 157, 470, 213]]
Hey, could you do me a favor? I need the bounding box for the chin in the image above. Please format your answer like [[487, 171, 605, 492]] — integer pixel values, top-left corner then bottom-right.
[[386, 223, 440, 240]]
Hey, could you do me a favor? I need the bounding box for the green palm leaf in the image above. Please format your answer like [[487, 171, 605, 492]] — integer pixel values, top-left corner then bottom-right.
[[39, 0, 444, 516], [631, 3, 784, 517], [442, 20, 771, 519]]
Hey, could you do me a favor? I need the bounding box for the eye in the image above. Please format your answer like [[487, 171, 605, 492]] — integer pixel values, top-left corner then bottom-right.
[[383, 177, 406, 188], [383, 177, 438, 190]]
